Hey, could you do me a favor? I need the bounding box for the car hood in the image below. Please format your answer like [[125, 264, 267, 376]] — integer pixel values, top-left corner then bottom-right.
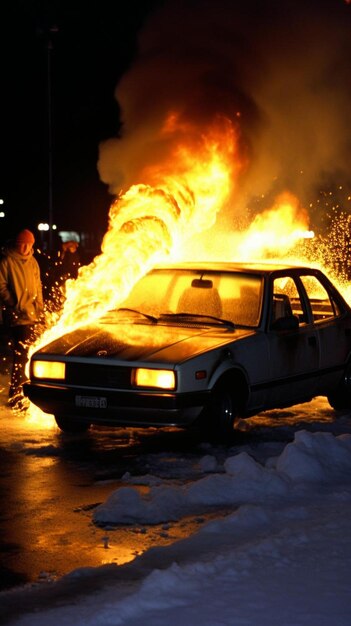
[[36, 321, 255, 364]]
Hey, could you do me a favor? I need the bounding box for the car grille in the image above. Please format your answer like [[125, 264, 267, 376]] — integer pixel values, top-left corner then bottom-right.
[[65, 363, 132, 389]]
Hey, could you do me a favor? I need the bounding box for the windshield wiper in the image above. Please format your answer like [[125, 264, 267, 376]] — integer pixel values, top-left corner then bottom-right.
[[117, 308, 158, 324], [161, 312, 235, 329]]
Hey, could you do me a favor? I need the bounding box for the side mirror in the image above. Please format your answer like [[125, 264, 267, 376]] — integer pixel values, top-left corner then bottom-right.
[[271, 315, 299, 331]]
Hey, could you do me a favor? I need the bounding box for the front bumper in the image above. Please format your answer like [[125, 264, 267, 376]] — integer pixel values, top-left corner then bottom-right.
[[23, 382, 210, 427]]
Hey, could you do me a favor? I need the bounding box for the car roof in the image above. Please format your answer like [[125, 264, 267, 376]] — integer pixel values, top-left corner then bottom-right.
[[152, 261, 318, 275]]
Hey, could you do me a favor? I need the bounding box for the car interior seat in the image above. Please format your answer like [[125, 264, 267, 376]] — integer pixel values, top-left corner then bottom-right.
[[272, 294, 293, 321], [236, 286, 261, 326]]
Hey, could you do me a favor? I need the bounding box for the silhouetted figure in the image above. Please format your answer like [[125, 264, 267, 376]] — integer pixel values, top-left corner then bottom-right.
[[0, 229, 44, 408], [56, 240, 81, 282]]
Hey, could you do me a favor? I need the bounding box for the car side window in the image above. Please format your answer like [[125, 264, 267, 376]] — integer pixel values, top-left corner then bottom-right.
[[271, 277, 305, 326], [300, 275, 341, 322]]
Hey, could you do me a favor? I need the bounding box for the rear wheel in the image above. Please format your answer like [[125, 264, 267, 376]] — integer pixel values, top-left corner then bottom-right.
[[54, 415, 91, 433], [327, 362, 351, 411], [328, 389, 351, 411]]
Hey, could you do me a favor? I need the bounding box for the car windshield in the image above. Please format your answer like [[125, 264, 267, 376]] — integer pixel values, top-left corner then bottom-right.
[[117, 269, 263, 327]]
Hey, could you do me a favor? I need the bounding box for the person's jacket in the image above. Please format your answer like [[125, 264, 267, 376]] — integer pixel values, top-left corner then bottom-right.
[[0, 247, 44, 326]]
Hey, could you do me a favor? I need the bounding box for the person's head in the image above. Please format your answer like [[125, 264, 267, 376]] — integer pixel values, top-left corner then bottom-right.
[[62, 240, 79, 253], [15, 229, 35, 256]]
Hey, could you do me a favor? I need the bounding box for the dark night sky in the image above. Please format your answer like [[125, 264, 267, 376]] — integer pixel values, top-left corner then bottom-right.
[[1, 0, 351, 248], [0, 0, 163, 244]]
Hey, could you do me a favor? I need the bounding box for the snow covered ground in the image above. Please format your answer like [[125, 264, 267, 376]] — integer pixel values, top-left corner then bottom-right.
[[1, 397, 351, 625]]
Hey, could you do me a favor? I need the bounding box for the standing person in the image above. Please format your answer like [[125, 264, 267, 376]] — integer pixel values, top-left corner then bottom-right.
[[0, 229, 44, 408], [56, 239, 81, 282]]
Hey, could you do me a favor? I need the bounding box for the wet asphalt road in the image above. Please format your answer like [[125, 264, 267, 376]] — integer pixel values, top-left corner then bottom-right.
[[0, 408, 211, 592], [1, 321, 351, 596]]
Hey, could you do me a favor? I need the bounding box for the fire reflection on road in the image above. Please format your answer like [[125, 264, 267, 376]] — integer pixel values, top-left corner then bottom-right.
[[1, 389, 351, 592]]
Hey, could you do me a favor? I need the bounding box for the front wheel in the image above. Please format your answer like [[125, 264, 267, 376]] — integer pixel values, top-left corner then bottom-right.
[[202, 382, 238, 442], [54, 415, 91, 433]]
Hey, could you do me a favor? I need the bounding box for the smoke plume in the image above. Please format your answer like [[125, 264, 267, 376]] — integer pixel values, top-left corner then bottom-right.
[[98, 0, 351, 227]]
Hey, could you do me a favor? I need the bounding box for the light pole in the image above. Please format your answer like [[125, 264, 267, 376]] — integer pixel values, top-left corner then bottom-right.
[[47, 26, 58, 251]]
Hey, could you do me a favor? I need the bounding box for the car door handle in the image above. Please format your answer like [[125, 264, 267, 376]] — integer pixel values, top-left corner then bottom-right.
[[308, 336, 317, 347]]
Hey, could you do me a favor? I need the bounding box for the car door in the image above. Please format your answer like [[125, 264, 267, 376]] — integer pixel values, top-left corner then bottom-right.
[[299, 273, 351, 394], [265, 274, 320, 407]]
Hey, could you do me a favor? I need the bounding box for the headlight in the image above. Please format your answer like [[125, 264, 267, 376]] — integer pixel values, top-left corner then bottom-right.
[[133, 368, 176, 390], [32, 360, 66, 380]]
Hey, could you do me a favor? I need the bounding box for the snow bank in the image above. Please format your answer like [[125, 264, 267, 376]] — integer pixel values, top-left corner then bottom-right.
[[3, 429, 351, 625], [93, 430, 351, 526]]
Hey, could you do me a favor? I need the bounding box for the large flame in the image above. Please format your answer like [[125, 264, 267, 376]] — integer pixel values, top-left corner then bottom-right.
[[33, 113, 242, 353]]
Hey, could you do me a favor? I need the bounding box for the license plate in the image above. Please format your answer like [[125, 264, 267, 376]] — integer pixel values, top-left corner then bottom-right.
[[75, 395, 107, 409]]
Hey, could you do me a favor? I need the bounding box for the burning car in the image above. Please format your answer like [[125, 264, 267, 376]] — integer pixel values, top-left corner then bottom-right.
[[24, 262, 351, 439]]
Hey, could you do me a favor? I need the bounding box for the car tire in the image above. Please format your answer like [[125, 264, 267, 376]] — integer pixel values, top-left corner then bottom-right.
[[328, 390, 351, 411], [54, 415, 91, 433], [327, 362, 351, 410], [203, 380, 238, 442]]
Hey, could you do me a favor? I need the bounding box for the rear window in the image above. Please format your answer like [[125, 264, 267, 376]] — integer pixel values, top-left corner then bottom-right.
[[300, 275, 342, 322]]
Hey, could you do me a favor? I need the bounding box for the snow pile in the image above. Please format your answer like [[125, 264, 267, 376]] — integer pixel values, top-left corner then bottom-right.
[[276, 429, 351, 480], [93, 430, 351, 525], [2, 429, 351, 625]]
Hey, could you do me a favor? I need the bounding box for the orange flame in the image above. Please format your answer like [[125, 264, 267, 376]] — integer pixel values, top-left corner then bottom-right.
[[32, 114, 242, 353], [236, 192, 314, 261]]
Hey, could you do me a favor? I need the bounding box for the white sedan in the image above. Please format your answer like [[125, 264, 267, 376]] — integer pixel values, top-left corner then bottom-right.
[[24, 262, 351, 440]]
